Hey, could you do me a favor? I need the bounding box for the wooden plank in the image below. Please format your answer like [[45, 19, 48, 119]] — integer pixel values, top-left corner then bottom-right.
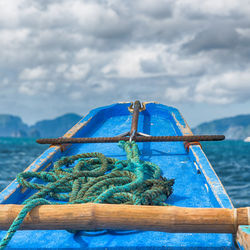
[[0, 204, 249, 233]]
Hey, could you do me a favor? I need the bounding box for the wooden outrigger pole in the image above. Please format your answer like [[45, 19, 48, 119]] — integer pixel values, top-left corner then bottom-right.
[[0, 204, 249, 233]]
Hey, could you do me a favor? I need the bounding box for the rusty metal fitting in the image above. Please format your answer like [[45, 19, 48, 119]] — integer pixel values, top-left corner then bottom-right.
[[128, 101, 147, 113], [184, 141, 202, 152], [37, 135, 225, 145]]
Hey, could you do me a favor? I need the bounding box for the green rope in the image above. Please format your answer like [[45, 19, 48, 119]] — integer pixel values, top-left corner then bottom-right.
[[0, 141, 174, 249]]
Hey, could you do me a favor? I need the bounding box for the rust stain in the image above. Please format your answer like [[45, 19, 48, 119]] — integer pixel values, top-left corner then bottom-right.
[[184, 141, 202, 152], [21, 187, 28, 194], [59, 144, 71, 152]]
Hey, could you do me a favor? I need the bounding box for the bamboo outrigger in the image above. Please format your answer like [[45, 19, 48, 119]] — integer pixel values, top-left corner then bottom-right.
[[0, 204, 249, 233]]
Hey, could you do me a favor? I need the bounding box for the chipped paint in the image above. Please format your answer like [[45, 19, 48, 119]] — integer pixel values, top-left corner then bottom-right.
[[190, 146, 233, 208], [169, 105, 233, 209], [25, 147, 59, 172], [193, 162, 199, 172], [171, 112, 193, 135], [237, 226, 250, 250], [39, 162, 52, 172], [63, 117, 92, 138]]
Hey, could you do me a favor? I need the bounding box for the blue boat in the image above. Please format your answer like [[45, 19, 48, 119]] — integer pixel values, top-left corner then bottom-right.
[[0, 102, 237, 249]]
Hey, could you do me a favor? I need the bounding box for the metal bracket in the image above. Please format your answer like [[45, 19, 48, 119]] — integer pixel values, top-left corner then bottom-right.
[[128, 102, 148, 113]]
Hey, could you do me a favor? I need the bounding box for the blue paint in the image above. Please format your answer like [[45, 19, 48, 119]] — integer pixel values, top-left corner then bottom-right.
[[240, 225, 250, 234], [237, 241, 245, 250], [0, 102, 235, 249]]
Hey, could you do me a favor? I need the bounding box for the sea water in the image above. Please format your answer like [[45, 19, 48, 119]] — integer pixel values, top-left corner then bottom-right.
[[0, 138, 249, 207]]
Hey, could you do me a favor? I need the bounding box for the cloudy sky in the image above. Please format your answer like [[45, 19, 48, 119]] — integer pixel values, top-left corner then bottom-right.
[[1, 0, 250, 127]]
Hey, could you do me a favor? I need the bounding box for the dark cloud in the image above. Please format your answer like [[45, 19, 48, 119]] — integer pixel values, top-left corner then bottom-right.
[[183, 23, 239, 52], [134, 0, 174, 20]]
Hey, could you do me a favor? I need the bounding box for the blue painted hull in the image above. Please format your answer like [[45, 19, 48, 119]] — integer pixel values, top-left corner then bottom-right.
[[0, 102, 235, 249]]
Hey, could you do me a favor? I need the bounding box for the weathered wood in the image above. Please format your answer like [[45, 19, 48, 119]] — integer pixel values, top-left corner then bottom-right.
[[0, 204, 249, 233], [237, 226, 250, 250]]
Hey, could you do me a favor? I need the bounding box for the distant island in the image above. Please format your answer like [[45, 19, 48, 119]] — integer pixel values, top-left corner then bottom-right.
[[0, 113, 82, 138], [0, 113, 249, 140], [193, 114, 250, 140]]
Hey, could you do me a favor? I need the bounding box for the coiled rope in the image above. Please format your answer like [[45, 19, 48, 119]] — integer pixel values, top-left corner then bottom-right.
[[0, 141, 174, 249]]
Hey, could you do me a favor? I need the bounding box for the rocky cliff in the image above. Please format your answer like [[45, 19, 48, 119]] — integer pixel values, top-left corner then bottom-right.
[[0, 113, 82, 138], [193, 114, 250, 140]]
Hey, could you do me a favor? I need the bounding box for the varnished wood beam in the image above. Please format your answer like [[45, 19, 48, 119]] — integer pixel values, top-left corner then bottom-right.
[[0, 204, 249, 233]]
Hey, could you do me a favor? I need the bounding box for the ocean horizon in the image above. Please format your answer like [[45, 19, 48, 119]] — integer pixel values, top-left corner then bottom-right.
[[0, 137, 249, 207]]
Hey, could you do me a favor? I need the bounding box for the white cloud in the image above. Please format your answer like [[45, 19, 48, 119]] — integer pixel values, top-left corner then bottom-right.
[[64, 64, 90, 81], [194, 70, 250, 103], [0, 29, 30, 48], [56, 64, 68, 74], [19, 81, 55, 96], [0, 0, 22, 27], [163, 69, 250, 104], [165, 86, 190, 102], [19, 66, 48, 80], [236, 28, 250, 39], [102, 45, 166, 78], [176, 0, 248, 17], [71, 2, 128, 37]]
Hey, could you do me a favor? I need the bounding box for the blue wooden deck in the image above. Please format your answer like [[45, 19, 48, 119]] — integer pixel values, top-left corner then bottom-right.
[[0, 102, 235, 249]]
